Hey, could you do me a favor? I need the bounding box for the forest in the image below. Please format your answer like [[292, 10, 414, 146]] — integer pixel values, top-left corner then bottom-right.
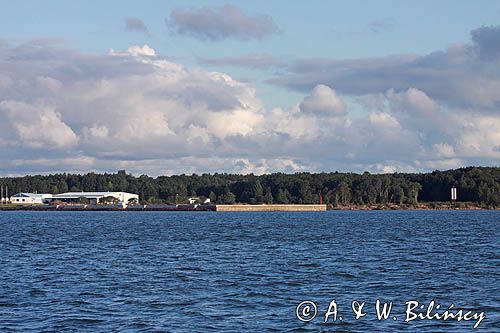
[[0, 167, 499, 207]]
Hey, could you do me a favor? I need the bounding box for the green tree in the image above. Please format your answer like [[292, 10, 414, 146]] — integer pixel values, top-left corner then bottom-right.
[[264, 187, 273, 204], [392, 184, 405, 204], [336, 181, 351, 205], [1, 167, 499, 208], [276, 189, 290, 204], [58, 179, 69, 193], [223, 192, 236, 204], [406, 182, 422, 204], [253, 180, 263, 203]]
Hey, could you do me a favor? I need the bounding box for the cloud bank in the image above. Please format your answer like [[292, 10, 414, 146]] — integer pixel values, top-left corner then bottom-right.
[[0, 27, 499, 176], [167, 4, 280, 41], [271, 26, 500, 110]]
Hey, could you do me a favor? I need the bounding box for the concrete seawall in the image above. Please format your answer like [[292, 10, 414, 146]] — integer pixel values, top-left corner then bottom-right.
[[0, 204, 325, 212], [216, 204, 327, 212]]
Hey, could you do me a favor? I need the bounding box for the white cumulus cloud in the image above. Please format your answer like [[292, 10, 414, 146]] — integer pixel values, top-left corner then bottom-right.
[[0, 101, 77, 149], [300, 84, 346, 116], [0, 41, 498, 176]]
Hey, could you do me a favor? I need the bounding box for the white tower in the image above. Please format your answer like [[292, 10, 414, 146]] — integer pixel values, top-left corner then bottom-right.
[[0, 185, 5, 204], [451, 186, 457, 202]]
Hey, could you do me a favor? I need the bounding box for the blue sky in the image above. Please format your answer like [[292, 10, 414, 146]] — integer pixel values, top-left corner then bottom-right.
[[0, 1, 499, 175], [2, 1, 498, 55], [2, 0, 499, 109]]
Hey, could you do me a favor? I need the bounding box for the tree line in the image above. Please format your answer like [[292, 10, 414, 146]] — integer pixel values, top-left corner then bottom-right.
[[0, 167, 498, 207]]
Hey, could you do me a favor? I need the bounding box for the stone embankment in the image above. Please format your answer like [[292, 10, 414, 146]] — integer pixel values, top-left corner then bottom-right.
[[215, 204, 327, 212]]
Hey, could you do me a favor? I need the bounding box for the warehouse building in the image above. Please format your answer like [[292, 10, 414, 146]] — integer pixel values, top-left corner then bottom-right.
[[49, 192, 139, 205]]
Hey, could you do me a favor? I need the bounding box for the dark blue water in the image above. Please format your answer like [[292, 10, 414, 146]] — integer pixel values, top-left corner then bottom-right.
[[0, 211, 498, 332]]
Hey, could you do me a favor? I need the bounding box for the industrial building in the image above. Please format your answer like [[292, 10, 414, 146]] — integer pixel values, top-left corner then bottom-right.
[[49, 192, 139, 205], [10, 193, 53, 205]]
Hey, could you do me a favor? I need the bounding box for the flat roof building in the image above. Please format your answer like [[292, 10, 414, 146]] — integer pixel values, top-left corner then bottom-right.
[[10, 193, 53, 205]]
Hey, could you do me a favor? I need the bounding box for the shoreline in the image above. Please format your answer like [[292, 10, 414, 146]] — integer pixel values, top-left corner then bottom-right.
[[328, 203, 498, 210], [0, 203, 497, 211]]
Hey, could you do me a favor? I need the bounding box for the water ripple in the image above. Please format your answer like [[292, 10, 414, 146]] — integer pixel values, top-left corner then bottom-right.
[[0, 210, 499, 332]]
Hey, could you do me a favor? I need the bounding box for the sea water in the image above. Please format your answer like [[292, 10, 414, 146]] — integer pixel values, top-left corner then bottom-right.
[[0, 210, 498, 332]]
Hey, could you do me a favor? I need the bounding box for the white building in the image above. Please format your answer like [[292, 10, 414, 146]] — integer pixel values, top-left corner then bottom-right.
[[50, 192, 139, 205], [10, 193, 53, 205], [188, 197, 211, 204], [188, 197, 199, 204]]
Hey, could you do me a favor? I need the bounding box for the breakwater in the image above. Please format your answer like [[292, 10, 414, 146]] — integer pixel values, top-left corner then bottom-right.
[[216, 204, 327, 212], [0, 204, 328, 212]]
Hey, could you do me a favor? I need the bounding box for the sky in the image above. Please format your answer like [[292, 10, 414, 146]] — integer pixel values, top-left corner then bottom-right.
[[0, 0, 499, 176]]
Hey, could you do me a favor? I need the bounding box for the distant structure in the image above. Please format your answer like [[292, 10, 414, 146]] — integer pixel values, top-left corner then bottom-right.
[[0, 185, 8, 204], [50, 192, 139, 205], [188, 197, 211, 204], [10, 193, 53, 205], [451, 185, 458, 202], [188, 197, 199, 204], [7, 191, 139, 206]]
